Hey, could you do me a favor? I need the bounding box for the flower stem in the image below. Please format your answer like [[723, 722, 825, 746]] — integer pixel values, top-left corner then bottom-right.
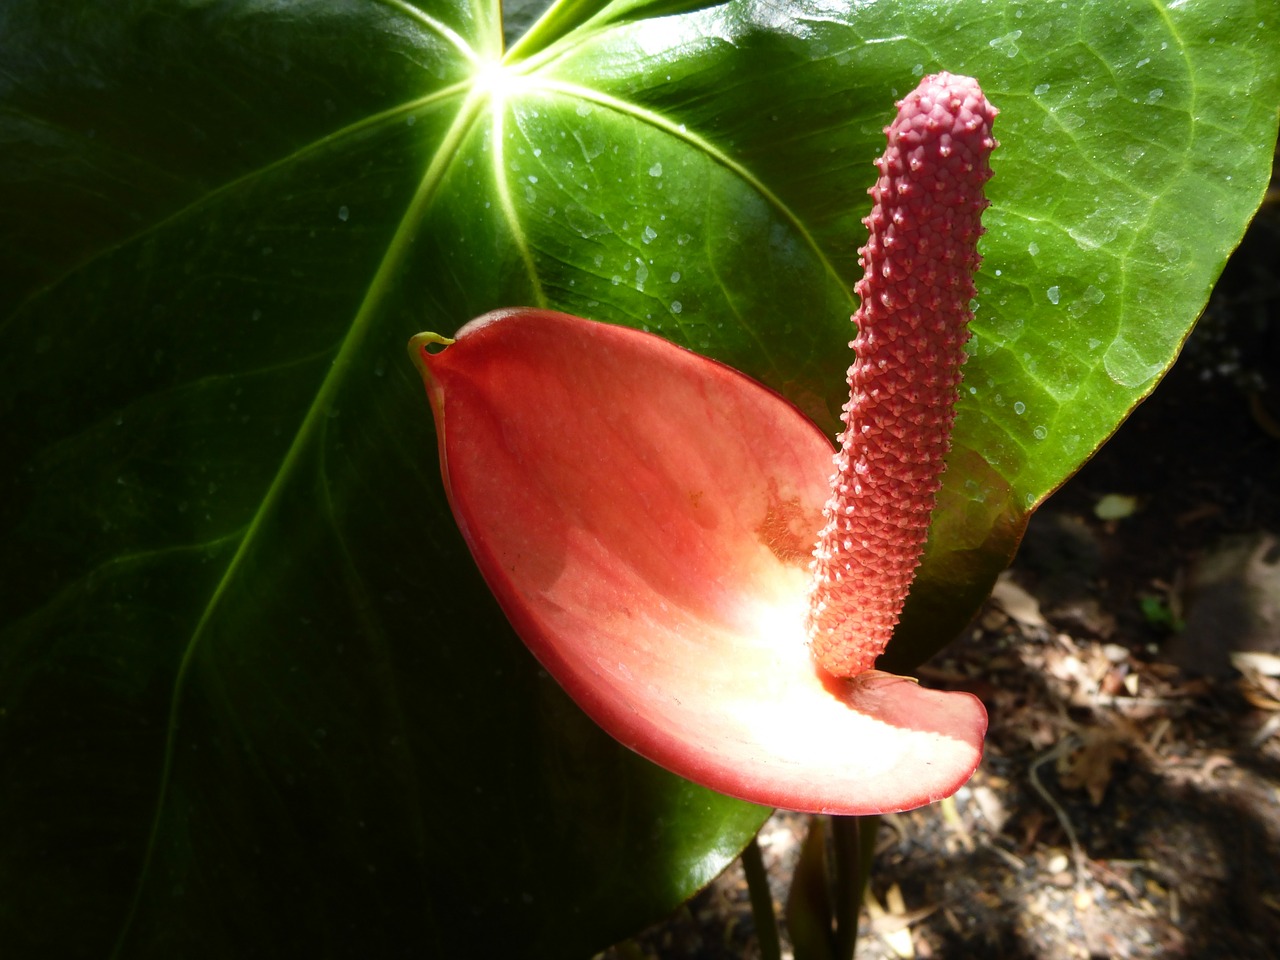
[[832, 814, 880, 960], [742, 835, 783, 960]]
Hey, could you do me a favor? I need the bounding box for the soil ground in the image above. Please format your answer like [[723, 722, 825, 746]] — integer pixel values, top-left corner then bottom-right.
[[601, 173, 1280, 959]]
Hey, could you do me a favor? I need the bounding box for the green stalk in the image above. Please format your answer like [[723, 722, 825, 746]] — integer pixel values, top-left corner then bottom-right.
[[742, 835, 783, 960], [832, 814, 879, 960]]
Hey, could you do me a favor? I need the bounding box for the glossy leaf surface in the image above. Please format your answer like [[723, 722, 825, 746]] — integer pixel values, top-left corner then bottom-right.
[[2, 0, 1277, 956]]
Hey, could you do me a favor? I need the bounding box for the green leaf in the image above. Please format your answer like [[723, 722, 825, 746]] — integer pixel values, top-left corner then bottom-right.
[[2, 0, 1276, 956]]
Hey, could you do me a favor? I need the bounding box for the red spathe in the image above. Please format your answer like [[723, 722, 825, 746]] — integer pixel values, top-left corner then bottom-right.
[[413, 308, 985, 815]]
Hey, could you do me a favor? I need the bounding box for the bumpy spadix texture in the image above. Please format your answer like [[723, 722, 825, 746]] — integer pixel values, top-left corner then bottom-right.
[[808, 73, 997, 678]]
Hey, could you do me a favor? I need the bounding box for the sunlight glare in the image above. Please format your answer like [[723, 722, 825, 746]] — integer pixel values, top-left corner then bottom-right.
[[472, 58, 526, 106]]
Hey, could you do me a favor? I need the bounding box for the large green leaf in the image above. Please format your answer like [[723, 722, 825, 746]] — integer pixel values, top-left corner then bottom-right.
[[1, 0, 1275, 956]]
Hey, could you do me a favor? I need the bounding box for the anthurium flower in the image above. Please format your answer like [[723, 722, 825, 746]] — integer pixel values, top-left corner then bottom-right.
[[410, 73, 996, 815]]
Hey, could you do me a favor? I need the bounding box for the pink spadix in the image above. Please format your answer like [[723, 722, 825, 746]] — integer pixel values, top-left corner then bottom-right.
[[808, 71, 998, 678], [411, 74, 996, 814]]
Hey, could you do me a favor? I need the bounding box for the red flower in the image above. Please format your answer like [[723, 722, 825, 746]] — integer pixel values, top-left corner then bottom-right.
[[411, 74, 996, 814]]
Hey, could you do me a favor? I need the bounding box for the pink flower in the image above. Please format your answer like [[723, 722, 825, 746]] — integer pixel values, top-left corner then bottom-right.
[[411, 74, 997, 814]]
